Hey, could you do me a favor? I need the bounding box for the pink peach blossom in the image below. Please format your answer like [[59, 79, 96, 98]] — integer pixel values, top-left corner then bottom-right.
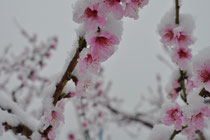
[[159, 25, 175, 46], [75, 77, 91, 96], [193, 59, 210, 92], [124, 0, 149, 20], [88, 31, 119, 61], [83, 4, 106, 31], [100, 0, 124, 20], [78, 54, 100, 74], [184, 106, 210, 132], [173, 46, 192, 70], [186, 80, 195, 94], [163, 104, 182, 131], [44, 101, 64, 129], [174, 30, 193, 47], [168, 89, 178, 102]]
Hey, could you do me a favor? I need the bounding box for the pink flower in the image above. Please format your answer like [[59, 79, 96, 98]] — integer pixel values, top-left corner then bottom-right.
[[193, 59, 210, 92], [88, 31, 119, 61], [124, 0, 149, 20], [168, 89, 178, 102], [172, 81, 180, 89], [48, 130, 56, 140], [184, 106, 210, 132], [174, 30, 193, 47], [75, 76, 91, 96], [186, 80, 195, 94], [78, 53, 100, 74], [200, 106, 210, 117], [172, 46, 192, 70], [163, 104, 182, 131], [191, 112, 204, 131], [44, 101, 64, 129], [83, 4, 106, 31], [68, 92, 76, 98], [100, 0, 124, 20], [159, 25, 175, 46], [182, 127, 195, 140], [184, 113, 204, 132]]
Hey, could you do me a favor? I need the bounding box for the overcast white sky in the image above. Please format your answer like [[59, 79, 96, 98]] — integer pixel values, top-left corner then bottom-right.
[[1, 0, 210, 140]]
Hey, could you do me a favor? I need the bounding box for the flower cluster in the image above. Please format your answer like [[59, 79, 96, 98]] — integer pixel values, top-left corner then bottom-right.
[[73, 0, 149, 96], [152, 1, 210, 140], [39, 0, 149, 139], [158, 12, 195, 70]]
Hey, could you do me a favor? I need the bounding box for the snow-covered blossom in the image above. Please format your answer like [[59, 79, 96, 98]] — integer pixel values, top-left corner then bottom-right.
[[75, 74, 92, 96], [162, 104, 183, 131], [193, 47, 210, 92], [183, 106, 210, 132], [78, 48, 100, 74], [87, 31, 119, 61], [74, 3, 106, 31], [100, 0, 124, 20], [43, 101, 64, 129], [172, 46, 192, 70], [159, 24, 175, 46], [124, 0, 149, 20], [186, 80, 195, 94], [173, 29, 193, 47], [168, 89, 178, 102]]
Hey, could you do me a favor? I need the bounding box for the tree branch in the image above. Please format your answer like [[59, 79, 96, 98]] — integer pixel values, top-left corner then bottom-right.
[[175, 0, 180, 25], [3, 122, 33, 139], [52, 36, 86, 105], [106, 104, 153, 129]]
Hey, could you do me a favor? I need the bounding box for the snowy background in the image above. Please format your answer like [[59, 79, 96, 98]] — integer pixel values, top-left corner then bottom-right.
[[0, 0, 210, 139]]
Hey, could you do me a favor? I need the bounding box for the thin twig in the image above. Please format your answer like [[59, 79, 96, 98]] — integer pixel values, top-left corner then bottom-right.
[[106, 104, 153, 129]]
